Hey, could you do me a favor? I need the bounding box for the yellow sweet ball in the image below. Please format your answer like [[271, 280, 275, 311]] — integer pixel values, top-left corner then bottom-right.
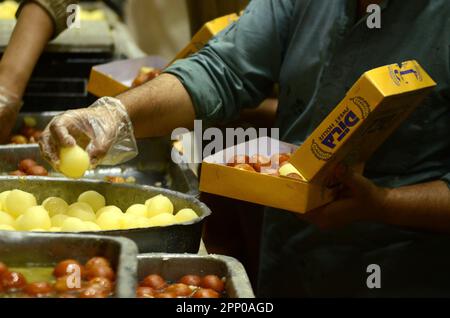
[[49, 227, 62, 232], [66, 202, 96, 222], [61, 217, 89, 232], [278, 163, 303, 179], [5, 189, 37, 218], [96, 210, 123, 230], [125, 204, 147, 218], [0, 224, 15, 231], [0, 211, 15, 227], [133, 217, 152, 229], [84, 221, 101, 232], [174, 209, 199, 224], [148, 213, 176, 227], [42, 197, 69, 217], [16, 206, 51, 231], [51, 214, 68, 227], [0, 191, 11, 210], [121, 214, 137, 229], [59, 145, 90, 179], [77, 191, 105, 212], [146, 195, 174, 218], [96, 205, 123, 218]]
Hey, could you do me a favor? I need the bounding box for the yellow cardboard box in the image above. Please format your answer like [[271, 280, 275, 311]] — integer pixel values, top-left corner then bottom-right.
[[170, 13, 239, 63], [199, 60, 436, 213], [88, 13, 239, 97], [87, 56, 167, 97]]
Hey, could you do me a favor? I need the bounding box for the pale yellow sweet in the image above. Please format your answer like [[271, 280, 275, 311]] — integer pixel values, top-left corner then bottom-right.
[[16, 206, 51, 231], [134, 217, 152, 229], [59, 145, 90, 179], [0, 1, 18, 20], [0, 224, 15, 231], [148, 213, 176, 227], [0, 191, 11, 210], [278, 163, 304, 179], [174, 209, 199, 224], [120, 214, 137, 229], [125, 204, 147, 218], [42, 197, 69, 217], [0, 211, 15, 227], [84, 221, 102, 232], [146, 195, 174, 218], [96, 210, 123, 230], [51, 214, 69, 227], [66, 202, 96, 222], [5, 189, 37, 218], [77, 191, 105, 212], [61, 217, 89, 232], [96, 205, 123, 218], [49, 227, 62, 232], [31, 229, 46, 232]]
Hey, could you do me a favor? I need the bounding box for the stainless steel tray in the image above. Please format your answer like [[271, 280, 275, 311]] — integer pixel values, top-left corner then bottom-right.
[[0, 177, 211, 254], [1, 112, 198, 196], [137, 253, 255, 298], [0, 231, 138, 298]]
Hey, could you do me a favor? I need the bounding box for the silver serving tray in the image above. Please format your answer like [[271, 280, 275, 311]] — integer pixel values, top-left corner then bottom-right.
[[0, 231, 138, 298], [137, 253, 255, 298]]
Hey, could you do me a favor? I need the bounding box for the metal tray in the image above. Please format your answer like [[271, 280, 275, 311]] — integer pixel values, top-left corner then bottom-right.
[[137, 254, 255, 298], [0, 231, 138, 298], [1, 112, 198, 196], [0, 177, 211, 254]]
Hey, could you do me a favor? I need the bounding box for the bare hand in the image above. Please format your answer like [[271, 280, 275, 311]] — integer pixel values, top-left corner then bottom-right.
[[299, 165, 390, 230]]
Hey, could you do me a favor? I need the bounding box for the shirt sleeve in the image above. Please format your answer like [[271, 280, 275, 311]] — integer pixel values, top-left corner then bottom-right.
[[16, 0, 76, 38], [164, 0, 294, 124], [441, 173, 450, 189]]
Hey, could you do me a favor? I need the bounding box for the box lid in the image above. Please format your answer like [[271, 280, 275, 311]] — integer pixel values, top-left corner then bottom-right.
[[288, 60, 436, 185]]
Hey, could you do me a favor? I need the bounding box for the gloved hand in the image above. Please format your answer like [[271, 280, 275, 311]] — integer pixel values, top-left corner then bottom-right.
[[0, 86, 22, 143], [39, 97, 138, 168]]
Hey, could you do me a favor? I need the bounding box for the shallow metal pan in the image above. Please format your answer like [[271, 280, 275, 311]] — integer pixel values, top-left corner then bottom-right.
[[0, 231, 138, 298], [137, 253, 255, 298], [0, 177, 210, 254]]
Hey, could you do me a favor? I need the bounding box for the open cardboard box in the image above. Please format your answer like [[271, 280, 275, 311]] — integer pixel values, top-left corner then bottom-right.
[[200, 60, 437, 213], [87, 13, 239, 97], [87, 56, 167, 97]]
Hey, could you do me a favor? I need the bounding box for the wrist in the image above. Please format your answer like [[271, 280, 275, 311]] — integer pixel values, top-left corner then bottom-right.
[[0, 63, 27, 99]]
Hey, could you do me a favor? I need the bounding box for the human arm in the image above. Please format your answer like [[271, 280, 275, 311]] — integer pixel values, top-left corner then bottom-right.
[[300, 166, 450, 233]]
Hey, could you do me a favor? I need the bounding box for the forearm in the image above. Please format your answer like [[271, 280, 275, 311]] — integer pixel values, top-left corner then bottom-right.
[[380, 181, 450, 232], [117, 74, 196, 138], [0, 2, 53, 98]]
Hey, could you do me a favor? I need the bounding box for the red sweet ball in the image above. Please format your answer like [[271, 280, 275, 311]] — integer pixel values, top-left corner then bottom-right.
[[18, 159, 37, 172], [227, 155, 250, 167], [201, 275, 225, 293], [166, 283, 193, 297], [192, 288, 220, 298], [53, 259, 84, 278], [1, 271, 27, 291], [24, 282, 54, 297], [179, 274, 201, 286], [85, 265, 115, 281], [136, 286, 155, 298], [85, 257, 111, 271], [140, 274, 166, 290]]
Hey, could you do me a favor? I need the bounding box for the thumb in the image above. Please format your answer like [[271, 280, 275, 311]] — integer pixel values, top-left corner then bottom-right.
[[335, 164, 374, 197]]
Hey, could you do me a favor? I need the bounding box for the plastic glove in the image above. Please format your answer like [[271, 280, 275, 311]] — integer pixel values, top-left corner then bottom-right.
[[39, 97, 138, 168], [0, 86, 22, 143]]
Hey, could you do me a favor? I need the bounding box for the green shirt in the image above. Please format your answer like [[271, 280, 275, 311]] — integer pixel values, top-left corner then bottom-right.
[[166, 0, 450, 297]]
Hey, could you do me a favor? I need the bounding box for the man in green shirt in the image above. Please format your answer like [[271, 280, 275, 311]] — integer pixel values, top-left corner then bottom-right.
[[41, 0, 450, 296]]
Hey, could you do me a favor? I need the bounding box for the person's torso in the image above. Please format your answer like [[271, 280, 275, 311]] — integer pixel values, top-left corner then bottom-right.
[[276, 0, 450, 187]]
